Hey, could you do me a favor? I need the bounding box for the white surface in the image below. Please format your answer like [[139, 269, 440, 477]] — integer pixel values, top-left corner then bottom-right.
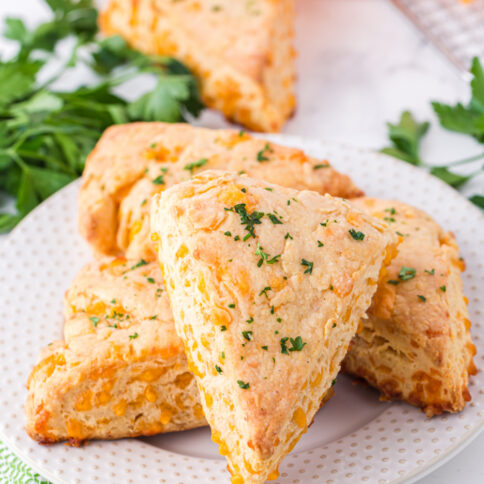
[[0, 137, 483, 484], [0, 0, 483, 483]]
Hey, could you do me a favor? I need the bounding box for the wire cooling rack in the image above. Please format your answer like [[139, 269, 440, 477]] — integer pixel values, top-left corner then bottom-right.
[[392, 0, 484, 78]]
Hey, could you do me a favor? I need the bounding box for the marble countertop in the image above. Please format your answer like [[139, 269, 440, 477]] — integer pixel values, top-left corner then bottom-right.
[[0, 0, 483, 483]]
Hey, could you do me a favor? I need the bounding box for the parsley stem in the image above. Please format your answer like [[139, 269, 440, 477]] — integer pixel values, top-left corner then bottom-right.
[[442, 152, 484, 168]]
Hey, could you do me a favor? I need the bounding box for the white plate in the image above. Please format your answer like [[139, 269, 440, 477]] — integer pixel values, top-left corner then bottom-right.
[[0, 135, 483, 484]]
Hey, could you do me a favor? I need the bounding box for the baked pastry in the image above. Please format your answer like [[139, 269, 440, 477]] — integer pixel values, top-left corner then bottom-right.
[[26, 257, 206, 444], [79, 122, 363, 260], [343, 198, 477, 416], [100, 0, 296, 132], [152, 171, 397, 483]]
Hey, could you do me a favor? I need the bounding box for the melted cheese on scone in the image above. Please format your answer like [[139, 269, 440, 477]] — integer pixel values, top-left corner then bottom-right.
[[79, 122, 363, 260], [25, 258, 206, 444], [344, 198, 476, 416], [152, 171, 397, 483], [100, 0, 296, 132]]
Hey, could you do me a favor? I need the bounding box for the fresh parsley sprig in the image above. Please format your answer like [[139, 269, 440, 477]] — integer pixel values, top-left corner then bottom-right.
[[0, 0, 203, 232], [381, 57, 484, 209]]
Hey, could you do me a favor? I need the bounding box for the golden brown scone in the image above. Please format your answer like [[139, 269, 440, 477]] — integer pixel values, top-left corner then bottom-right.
[[343, 198, 477, 417], [79, 122, 363, 260], [152, 171, 397, 483], [100, 0, 296, 132], [25, 257, 206, 445]]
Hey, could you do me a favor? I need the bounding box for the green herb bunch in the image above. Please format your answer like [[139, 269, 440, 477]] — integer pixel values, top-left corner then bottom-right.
[[0, 0, 203, 232], [381, 57, 484, 209]]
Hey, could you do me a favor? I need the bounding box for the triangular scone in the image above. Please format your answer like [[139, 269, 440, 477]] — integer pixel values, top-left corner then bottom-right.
[[152, 171, 397, 483], [100, 0, 295, 132], [79, 122, 363, 260], [343, 198, 477, 416], [26, 258, 206, 444]]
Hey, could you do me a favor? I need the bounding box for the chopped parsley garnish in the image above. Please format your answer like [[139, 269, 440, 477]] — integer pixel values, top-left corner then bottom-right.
[[396, 231, 405, 237], [184, 158, 208, 173], [228, 303, 236, 308], [221, 351, 225, 359], [215, 365, 223, 374], [228, 203, 264, 240], [152, 175, 165, 185], [221, 325, 227, 331], [349, 229, 365, 241], [261, 345, 268, 350], [129, 332, 139, 339], [111, 299, 117, 304], [313, 163, 330, 170], [237, 380, 250, 389], [246, 317, 254, 324], [320, 220, 329, 227], [301, 259, 314, 274], [332, 323, 337, 328], [398, 266, 416, 281], [256, 143, 273, 162], [280, 336, 307, 354], [424, 268, 435, 275], [255, 243, 269, 267], [384, 217, 395, 223], [280, 337, 289, 354], [387, 280, 400, 285], [149, 315, 158, 320], [265, 187, 273, 191], [331, 378, 337, 386], [146, 277, 155, 284], [130, 259, 149, 270], [140, 199, 147, 206], [417, 295, 426, 302], [242, 331, 253, 341], [259, 286, 272, 298], [317, 240, 324, 247], [440, 285, 447, 292], [90, 316, 99, 327], [284, 232, 293, 240], [267, 213, 283, 224], [224, 231, 232, 236], [234, 235, 240, 241], [267, 255, 281, 264], [385, 207, 396, 215]]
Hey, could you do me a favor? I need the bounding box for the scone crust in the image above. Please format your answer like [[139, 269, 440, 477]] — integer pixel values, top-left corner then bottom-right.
[[344, 197, 476, 416], [152, 171, 397, 483], [79, 122, 363, 259], [100, 0, 296, 132]]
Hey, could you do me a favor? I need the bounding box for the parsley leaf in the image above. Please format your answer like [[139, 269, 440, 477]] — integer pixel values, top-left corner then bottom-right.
[[380, 111, 429, 165], [237, 380, 250, 389], [289, 336, 307, 352], [348, 229, 365, 241], [301, 259, 313, 274], [470, 194, 484, 209]]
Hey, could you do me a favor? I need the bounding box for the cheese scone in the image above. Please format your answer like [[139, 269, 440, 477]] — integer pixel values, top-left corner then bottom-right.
[[100, 0, 296, 132], [152, 171, 397, 483], [343, 198, 477, 416], [26, 257, 206, 444], [79, 122, 363, 260]]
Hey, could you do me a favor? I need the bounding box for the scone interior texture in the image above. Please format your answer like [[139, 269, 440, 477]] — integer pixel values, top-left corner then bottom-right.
[[152, 171, 397, 483], [79, 122, 363, 260], [343, 198, 477, 416], [100, 0, 296, 132], [26, 257, 205, 444]]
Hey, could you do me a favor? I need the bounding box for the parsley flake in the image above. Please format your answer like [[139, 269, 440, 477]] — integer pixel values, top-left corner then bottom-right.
[[313, 163, 330, 170], [301, 259, 314, 274], [152, 175, 165, 185], [424, 268, 435, 275], [417, 295, 427, 302], [349, 229, 365, 241], [129, 332, 139, 339], [215, 365, 223, 374], [256, 143, 273, 162], [259, 286, 272, 298], [246, 317, 254, 324], [228, 203, 264, 240], [440, 285, 447, 292], [237, 380, 250, 389], [221, 325, 227, 332], [267, 213, 283, 224], [130, 259, 148, 270], [317, 240, 324, 247], [242, 331, 253, 341], [398, 266, 416, 281], [90, 316, 99, 327], [184, 158, 208, 173]]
